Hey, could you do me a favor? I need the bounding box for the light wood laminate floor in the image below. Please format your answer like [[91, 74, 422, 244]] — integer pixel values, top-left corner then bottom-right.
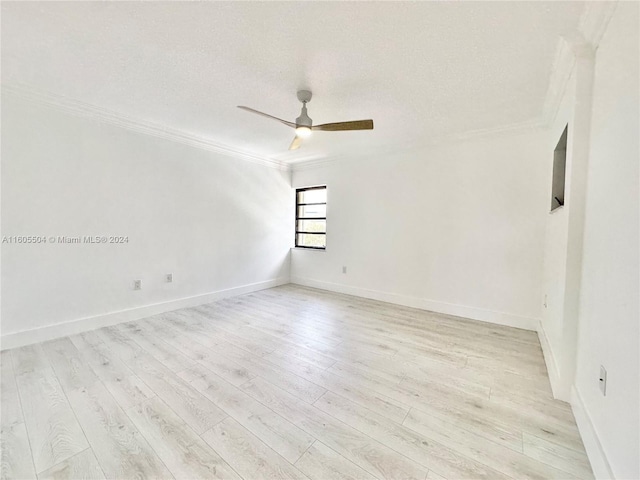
[[1, 285, 593, 480]]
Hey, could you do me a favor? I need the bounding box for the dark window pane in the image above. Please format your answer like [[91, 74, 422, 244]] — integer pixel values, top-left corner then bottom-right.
[[297, 188, 326, 204], [296, 219, 326, 233], [296, 233, 326, 248], [297, 204, 326, 218]]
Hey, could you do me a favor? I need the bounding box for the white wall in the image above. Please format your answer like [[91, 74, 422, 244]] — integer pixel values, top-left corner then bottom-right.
[[574, 2, 639, 478], [291, 130, 548, 330], [1, 94, 292, 347]]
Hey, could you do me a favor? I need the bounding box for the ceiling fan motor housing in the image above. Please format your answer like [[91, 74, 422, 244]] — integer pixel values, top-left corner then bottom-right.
[[296, 104, 312, 127], [296, 90, 313, 127]]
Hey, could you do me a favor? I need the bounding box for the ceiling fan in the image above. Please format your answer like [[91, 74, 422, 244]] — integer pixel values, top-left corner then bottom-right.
[[238, 90, 374, 151]]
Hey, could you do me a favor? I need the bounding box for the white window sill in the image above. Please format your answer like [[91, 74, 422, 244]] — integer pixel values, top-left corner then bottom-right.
[[549, 205, 565, 215]]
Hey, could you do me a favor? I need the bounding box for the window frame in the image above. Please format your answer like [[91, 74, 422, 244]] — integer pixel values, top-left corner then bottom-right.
[[295, 185, 327, 250]]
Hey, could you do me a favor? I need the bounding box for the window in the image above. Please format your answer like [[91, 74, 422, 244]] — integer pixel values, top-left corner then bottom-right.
[[295, 186, 327, 249], [551, 125, 568, 211]]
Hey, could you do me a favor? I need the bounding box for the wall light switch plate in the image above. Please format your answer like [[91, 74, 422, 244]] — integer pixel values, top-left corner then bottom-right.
[[599, 365, 607, 396], [342, 266, 347, 274], [166, 273, 173, 283], [134, 279, 142, 290]]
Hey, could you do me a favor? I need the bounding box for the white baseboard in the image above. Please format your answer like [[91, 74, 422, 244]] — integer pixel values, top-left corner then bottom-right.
[[1, 277, 289, 350], [571, 386, 615, 479], [537, 319, 569, 401], [290, 276, 538, 331]]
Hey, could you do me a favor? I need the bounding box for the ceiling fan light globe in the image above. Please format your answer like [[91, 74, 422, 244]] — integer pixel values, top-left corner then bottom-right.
[[296, 126, 312, 138]]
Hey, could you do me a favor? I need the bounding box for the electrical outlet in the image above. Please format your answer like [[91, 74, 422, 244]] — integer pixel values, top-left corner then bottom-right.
[[166, 273, 173, 283], [599, 365, 607, 396], [342, 266, 347, 274], [133, 279, 142, 290]]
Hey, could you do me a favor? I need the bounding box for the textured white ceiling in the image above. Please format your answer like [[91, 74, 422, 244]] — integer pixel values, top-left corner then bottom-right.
[[2, 1, 585, 164]]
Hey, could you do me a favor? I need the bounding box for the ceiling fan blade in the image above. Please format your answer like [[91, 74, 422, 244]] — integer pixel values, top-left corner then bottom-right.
[[289, 135, 302, 151], [237, 106, 296, 128], [312, 119, 374, 131]]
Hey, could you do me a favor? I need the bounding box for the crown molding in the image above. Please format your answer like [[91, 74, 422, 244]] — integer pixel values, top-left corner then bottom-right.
[[292, 117, 546, 172], [2, 84, 290, 172], [541, 1, 617, 126], [579, 1, 618, 47], [4, 82, 543, 174]]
